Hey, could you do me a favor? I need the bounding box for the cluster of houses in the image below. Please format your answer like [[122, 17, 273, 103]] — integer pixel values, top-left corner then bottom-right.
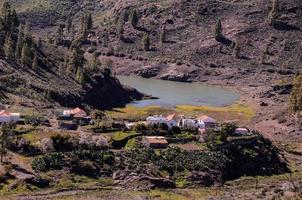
[[144, 113, 251, 148], [146, 114, 217, 129], [58, 107, 92, 130]]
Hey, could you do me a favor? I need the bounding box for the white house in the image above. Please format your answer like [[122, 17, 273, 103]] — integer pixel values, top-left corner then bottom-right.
[[0, 110, 21, 123], [197, 115, 217, 128], [63, 107, 87, 118], [146, 114, 178, 128], [178, 118, 205, 129], [235, 127, 251, 136]]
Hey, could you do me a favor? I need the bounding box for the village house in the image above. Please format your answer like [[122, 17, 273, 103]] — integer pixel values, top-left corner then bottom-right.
[[58, 107, 92, 128], [143, 136, 169, 149], [197, 115, 217, 128], [63, 107, 87, 119], [178, 118, 205, 129], [146, 114, 178, 128], [234, 127, 251, 136], [0, 110, 21, 123]]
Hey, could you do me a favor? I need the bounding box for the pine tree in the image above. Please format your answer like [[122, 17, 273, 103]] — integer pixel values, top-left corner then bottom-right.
[[87, 52, 99, 72], [87, 13, 93, 30], [160, 25, 166, 44], [37, 37, 42, 49], [24, 22, 32, 46], [0, 123, 15, 163], [55, 24, 64, 45], [214, 18, 223, 41], [76, 68, 85, 86], [143, 33, 151, 51], [129, 9, 139, 28], [21, 43, 32, 65], [233, 42, 240, 58], [117, 19, 124, 41], [289, 75, 302, 112], [15, 26, 23, 58], [32, 51, 38, 70], [3, 34, 14, 59], [66, 18, 72, 34], [268, 0, 279, 26]]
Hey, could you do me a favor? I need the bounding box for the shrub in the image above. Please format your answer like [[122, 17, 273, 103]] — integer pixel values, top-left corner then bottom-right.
[[51, 134, 78, 152], [32, 152, 65, 172]]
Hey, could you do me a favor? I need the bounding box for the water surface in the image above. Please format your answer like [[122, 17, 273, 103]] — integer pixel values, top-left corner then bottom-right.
[[118, 76, 240, 107]]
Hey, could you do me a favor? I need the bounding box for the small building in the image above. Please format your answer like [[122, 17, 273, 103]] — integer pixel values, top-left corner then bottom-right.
[[178, 118, 205, 129], [198, 115, 217, 128], [234, 127, 250, 136], [63, 107, 87, 119], [0, 110, 21, 123], [143, 136, 169, 149], [146, 114, 177, 128]]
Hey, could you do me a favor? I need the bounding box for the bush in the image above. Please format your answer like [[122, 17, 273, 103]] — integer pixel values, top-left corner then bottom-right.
[[71, 160, 97, 177], [51, 134, 78, 152], [24, 115, 46, 126], [32, 152, 65, 172]]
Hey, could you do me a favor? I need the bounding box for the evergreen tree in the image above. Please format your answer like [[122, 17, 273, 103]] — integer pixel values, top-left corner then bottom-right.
[[143, 33, 151, 51], [117, 19, 124, 41], [268, 0, 279, 26], [129, 9, 139, 28], [76, 68, 85, 86], [3, 34, 14, 59], [66, 18, 72, 34], [87, 52, 99, 72], [15, 26, 23, 58], [24, 22, 32, 46], [0, 123, 15, 163], [21, 43, 32, 65], [160, 25, 166, 44], [87, 13, 93, 30], [37, 37, 42, 49], [32, 51, 38, 70], [289, 75, 302, 112], [233, 41, 240, 58], [55, 24, 64, 45], [214, 18, 223, 41]]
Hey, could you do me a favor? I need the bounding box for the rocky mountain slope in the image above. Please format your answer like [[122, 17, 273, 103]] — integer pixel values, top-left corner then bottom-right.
[[0, 1, 143, 109], [5, 0, 302, 83]]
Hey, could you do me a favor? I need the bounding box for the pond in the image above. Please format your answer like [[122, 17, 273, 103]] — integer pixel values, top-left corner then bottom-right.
[[117, 76, 240, 107]]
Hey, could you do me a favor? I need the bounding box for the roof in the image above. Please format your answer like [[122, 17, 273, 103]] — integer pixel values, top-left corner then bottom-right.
[[145, 136, 168, 144], [166, 114, 176, 121], [0, 110, 11, 117], [64, 107, 87, 117], [235, 128, 249, 132], [198, 115, 216, 123]]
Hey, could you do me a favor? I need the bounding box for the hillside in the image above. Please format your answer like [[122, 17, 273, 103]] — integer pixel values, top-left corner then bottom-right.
[[0, 2, 143, 109], [4, 0, 302, 83]]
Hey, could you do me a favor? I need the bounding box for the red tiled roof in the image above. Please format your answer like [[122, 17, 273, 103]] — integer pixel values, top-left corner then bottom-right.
[[166, 114, 176, 121], [198, 115, 216, 123], [0, 110, 11, 117]]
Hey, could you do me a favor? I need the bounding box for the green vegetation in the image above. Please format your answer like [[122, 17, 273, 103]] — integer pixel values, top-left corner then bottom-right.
[[214, 18, 223, 41], [107, 102, 254, 124], [289, 75, 302, 112], [129, 9, 139, 28], [143, 33, 151, 51], [0, 123, 16, 162], [268, 0, 279, 26]]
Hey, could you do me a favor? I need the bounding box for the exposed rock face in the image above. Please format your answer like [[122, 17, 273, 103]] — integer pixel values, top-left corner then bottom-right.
[[0, 54, 143, 109], [10, 169, 49, 188], [83, 72, 144, 109], [187, 170, 222, 187], [113, 169, 175, 190]]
